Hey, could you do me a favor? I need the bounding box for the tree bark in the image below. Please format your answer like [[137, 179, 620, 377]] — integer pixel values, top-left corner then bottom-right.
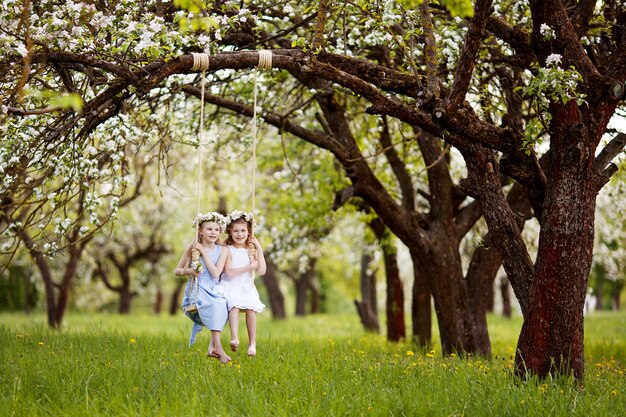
[[153, 287, 163, 314], [500, 276, 512, 318], [354, 253, 380, 332], [293, 258, 317, 316], [516, 172, 596, 379], [169, 280, 185, 315], [409, 248, 432, 347], [261, 258, 286, 319], [465, 233, 501, 357]]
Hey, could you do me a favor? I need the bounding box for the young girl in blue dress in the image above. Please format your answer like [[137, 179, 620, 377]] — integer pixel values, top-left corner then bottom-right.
[[175, 212, 231, 363], [222, 210, 266, 356]]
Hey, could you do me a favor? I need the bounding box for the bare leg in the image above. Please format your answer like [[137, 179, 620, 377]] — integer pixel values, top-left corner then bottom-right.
[[208, 330, 231, 364], [246, 310, 257, 356], [229, 308, 240, 351]]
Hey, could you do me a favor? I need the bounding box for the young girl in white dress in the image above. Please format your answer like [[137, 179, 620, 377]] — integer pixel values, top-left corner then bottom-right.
[[222, 211, 266, 356], [174, 212, 231, 364]]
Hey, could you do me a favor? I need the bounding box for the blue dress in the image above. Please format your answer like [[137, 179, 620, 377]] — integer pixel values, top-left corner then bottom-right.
[[182, 245, 228, 346]]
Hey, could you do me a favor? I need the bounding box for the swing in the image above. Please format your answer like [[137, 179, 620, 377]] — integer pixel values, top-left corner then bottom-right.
[[183, 50, 273, 312]]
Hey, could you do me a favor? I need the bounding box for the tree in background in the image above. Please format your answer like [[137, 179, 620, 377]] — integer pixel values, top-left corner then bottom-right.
[[91, 204, 170, 314]]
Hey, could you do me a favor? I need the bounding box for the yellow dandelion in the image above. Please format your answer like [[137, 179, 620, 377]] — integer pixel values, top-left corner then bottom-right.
[[406, 350, 414, 357], [38, 341, 44, 346], [450, 353, 457, 358], [520, 399, 525, 405], [426, 350, 435, 358], [610, 390, 619, 397], [129, 338, 137, 344]]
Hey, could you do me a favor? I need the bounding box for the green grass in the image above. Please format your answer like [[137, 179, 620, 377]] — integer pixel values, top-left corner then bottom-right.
[[1, 311, 625, 416]]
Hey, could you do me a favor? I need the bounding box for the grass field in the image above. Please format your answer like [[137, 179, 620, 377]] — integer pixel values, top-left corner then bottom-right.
[[1, 311, 625, 416]]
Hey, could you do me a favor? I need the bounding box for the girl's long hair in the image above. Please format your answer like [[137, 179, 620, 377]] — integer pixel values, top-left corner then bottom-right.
[[224, 218, 252, 246]]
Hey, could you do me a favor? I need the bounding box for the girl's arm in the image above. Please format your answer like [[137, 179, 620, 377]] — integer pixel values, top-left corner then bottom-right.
[[174, 243, 198, 277], [251, 237, 267, 276], [197, 243, 222, 278], [214, 246, 228, 276], [224, 248, 258, 278]]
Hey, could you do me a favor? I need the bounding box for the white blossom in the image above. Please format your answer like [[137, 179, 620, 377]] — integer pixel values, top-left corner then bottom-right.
[[545, 53, 562, 67], [540, 23, 556, 40], [16, 44, 28, 57]]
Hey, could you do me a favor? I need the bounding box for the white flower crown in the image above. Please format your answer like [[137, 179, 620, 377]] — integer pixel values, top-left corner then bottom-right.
[[226, 210, 254, 226], [192, 212, 227, 229]]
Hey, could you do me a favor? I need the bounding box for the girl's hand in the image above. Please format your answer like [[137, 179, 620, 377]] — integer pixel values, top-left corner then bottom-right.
[[250, 237, 261, 249], [188, 242, 200, 255], [250, 260, 259, 271]]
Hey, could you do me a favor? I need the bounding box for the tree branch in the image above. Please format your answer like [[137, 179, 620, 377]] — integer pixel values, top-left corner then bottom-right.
[[448, 0, 493, 111], [419, 0, 440, 99], [379, 116, 415, 211]]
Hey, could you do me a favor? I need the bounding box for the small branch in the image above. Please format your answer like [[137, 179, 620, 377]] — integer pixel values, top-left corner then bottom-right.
[[419, 0, 440, 99], [448, 0, 493, 111], [312, 0, 331, 50], [594, 133, 626, 173], [6, 105, 64, 116]]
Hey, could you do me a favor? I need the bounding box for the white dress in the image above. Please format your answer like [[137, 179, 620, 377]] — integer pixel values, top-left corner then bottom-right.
[[222, 245, 265, 312]]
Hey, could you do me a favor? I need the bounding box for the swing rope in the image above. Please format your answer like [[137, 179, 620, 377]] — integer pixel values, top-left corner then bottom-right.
[[185, 53, 211, 312], [251, 50, 272, 236], [188, 51, 272, 240]]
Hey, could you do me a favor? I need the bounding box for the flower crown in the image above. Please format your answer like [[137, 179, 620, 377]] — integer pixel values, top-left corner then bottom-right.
[[226, 210, 254, 226], [192, 212, 227, 229]]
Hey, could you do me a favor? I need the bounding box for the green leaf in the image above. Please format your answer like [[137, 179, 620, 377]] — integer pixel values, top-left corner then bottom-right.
[[441, 0, 474, 18], [50, 93, 84, 112]]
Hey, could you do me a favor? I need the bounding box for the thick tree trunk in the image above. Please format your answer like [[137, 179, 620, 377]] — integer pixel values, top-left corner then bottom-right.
[[516, 177, 596, 379], [153, 287, 163, 314], [118, 269, 133, 314], [465, 233, 502, 357], [382, 238, 405, 342], [169, 280, 185, 315], [355, 253, 380, 332], [55, 246, 81, 325], [409, 249, 431, 347], [119, 289, 133, 314], [594, 279, 603, 311], [294, 278, 308, 316], [309, 281, 320, 314], [294, 258, 316, 316], [420, 230, 478, 355], [612, 293, 620, 311], [366, 217, 405, 341], [261, 259, 286, 319]]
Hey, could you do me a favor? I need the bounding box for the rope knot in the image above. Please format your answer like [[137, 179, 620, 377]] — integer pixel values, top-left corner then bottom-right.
[[191, 53, 210, 71], [257, 50, 273, 70]]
